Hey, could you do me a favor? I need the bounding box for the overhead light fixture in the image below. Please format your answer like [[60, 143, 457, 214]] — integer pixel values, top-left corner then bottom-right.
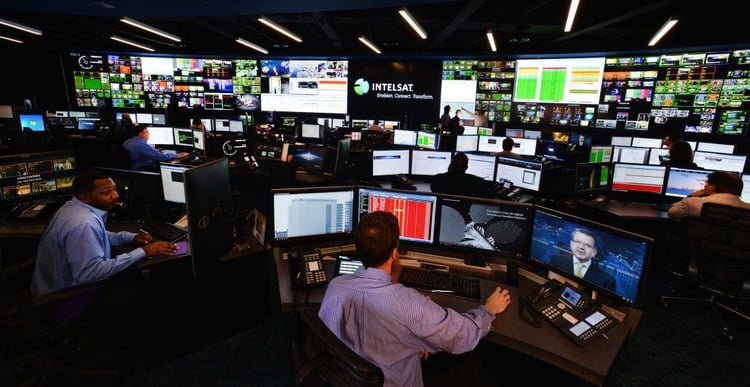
[[0, 17, 42, 36], [399, 8, 427, 39], [0, 35, 23, 44], [236, 38, 268, 54], [649, 16, 678, 46], [564, 0, 580, 32], [120, 16, 181, 42], [358, 36, 381, 54], [110, 35, 155, 52], [486, 30, 497, 52], [258, 16, 302, 43]]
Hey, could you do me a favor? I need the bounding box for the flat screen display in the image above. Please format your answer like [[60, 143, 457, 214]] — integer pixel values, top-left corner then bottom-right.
[[173, 127, 194, 147], [631, 137, 662, 148], [146, 126, 175, 146], [589, 145, 613, 163], [613, 146, 649, 164], [455, 135, 478, 152], [495, 156, 543, 192], [357, 186, 438, 246], [272, 186, 355, 245], [664, 167, 711, 198], [514, 57, 605, 104], [392, 129, 417, 146], [465, 153, 496, 181], [260, 60, 348, 114], [610, 163, 666, 195], [372, 149, 410, 177], [696, 141, 734, 154], [411, 150, 451, 176], [417, 131, 439, 150], [159, 163, 189, 204], [693, 152, 747, 173], [513, 137, 538, 156], [19, 113, 46, 131], [477, 135, 504, 153], [575, 162, 610, 195], [0, 150, 77, 202]]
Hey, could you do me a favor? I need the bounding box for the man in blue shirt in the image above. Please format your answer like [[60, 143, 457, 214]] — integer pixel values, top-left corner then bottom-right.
[[31, 169, 180, 296], [122, 125, 188, 170], [318, 211, 511, 387]]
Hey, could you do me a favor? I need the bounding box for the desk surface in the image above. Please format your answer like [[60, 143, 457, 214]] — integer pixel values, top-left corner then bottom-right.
[[273, 247, 641, 386], [578, 199, 668, 220]]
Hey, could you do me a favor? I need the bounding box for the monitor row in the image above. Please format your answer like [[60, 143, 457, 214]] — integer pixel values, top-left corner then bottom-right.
[[145, 126, 206, 151], [271, 185, 654, 309]]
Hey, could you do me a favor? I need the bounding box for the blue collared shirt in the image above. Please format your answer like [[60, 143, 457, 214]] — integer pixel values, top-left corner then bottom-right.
[[122, 135, 177, 170], [31, 197, 146, 296], [318, 266, 496, 387]]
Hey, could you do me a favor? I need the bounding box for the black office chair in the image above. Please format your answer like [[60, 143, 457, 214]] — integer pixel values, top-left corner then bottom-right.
[[660, 203, 750, 343], [293, 307, 384, 387]]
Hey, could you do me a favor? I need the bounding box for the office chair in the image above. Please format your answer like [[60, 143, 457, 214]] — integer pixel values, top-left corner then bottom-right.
[[293, 306, 384, 387], [660, 203, 750, 343]]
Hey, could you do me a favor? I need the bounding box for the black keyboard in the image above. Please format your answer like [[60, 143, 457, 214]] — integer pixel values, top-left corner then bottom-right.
[[139, 219, 189, 242], [399, 266, 481, 301]]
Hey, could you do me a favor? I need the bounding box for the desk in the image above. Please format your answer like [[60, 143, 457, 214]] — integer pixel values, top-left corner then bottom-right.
[[578, 199, 668, 220], [273, 247, 641, 386]]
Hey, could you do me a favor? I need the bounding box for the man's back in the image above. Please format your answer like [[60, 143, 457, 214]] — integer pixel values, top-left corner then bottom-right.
[[431, 171, 492, 198]]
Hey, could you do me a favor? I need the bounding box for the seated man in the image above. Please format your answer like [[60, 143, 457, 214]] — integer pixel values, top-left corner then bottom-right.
[[668, 170, 750, 219], [31, 169, 180, 296], [122, 125, 188, 170], [430, 152, 494, 199], [319, 211, 511, 387], [496, 137, 522, 158]]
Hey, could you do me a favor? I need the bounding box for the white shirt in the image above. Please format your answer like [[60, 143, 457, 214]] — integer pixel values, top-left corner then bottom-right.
[[667, 193, 750, 219]]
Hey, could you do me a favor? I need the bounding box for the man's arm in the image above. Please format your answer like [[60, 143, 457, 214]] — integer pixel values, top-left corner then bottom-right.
[[66, 224, 144, 287]]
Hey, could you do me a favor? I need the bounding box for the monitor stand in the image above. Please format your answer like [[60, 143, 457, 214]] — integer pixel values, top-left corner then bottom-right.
[[464, 253, 487, 268]]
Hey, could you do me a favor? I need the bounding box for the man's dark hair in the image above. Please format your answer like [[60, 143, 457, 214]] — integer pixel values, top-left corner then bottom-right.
[[355, 211, 399, 268], [448, 152, 469, 172], [707, 171, 743, 195], [502, 137, 515, 151], [130, 124, 147, 138], [668, 140, 694, 164], [443, 105, 450, 113], [72, 169, 110, 196]]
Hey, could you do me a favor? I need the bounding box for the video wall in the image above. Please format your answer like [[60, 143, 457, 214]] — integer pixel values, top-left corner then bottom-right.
[[64, 47, 750, 136]]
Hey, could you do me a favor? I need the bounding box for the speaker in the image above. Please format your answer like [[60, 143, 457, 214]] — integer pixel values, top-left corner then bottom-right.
[[506, 261, 519, 287]]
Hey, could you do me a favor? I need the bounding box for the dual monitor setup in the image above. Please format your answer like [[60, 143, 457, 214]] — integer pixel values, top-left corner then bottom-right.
[[271, 185, 653, 309]]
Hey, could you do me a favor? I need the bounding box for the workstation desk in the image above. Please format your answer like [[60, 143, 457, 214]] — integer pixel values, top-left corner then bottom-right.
[[273, 246, 642, 386]]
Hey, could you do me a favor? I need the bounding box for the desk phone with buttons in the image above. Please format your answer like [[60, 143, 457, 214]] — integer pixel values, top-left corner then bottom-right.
[[526, 279, 618, 346], [288, 250, 328, 288]]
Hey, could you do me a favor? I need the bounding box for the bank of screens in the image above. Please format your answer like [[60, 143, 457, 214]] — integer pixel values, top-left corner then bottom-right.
[[0, 150, 77, 202], [372, 149, 410, 177], [272, 186, 355, 246], [575, 162, 611, 195], [159, 163, 190, 204], [146, 126, 175, 146], [411, 150, 451, 177], [477, 135, 503, 153], [631, 137, 662, 148], [465, 153, 496, 181], [392, 129, 417, 147], [437, 194, 533, 260], [455, 135, 478, 152], [417, 131, 439, 150], [696, 141, 734, 154], [529, 206, 653, 308], [588, 145, 613, 163], [610, 163, 666, 195], [692, 152, 747, 173], [664, 167, 711, 198], [357, 187, 438, 246], [495, 156, 543, 192], [647, 148, 669, 165]]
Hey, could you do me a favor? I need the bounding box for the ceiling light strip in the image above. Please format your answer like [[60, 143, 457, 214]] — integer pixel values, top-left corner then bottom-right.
[[648, 17, 678, 46], [258, 16, 302, 43], [398, 8, 427, 39], [358, 36, 381, 54], [120, 16, 181, 42], [0, 17, 42, 36], [486, 31, 497, 52], [0, 35, 23, 44], [236, 38, 269, 54], [110, 35, 155, 52], [564, 0, 580, 32]]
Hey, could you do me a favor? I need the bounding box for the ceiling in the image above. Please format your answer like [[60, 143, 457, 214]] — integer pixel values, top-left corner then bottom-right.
[[1, 0, 749, 58]]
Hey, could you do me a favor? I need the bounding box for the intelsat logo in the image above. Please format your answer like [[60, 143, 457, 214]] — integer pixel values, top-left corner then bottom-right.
[[353, 78, 370, 95]]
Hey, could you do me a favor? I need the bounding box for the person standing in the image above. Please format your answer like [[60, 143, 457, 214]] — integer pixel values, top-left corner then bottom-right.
[[440, 105, 452, 129]]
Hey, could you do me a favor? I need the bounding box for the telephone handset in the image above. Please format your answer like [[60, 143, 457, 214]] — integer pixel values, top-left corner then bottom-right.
[[288, 250, 328, 288], [493, 179, 523, 200]]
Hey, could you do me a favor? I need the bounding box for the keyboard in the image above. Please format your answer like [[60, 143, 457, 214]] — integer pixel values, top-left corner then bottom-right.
[[399, 266, 481, 301], [139, 219, 189, 242]]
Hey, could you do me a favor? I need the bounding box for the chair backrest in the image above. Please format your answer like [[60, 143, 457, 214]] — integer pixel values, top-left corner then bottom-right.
[[296, 307, 384, 387], [683, 203, 750, 296]]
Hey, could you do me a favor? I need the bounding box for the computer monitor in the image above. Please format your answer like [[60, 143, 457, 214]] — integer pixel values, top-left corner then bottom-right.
[[146, 126, 175, 146], [477, 135, 504, 153], [742, 174, 750, 203], [159, 163, 190, 204], [351, 119, 368, 129], [505, 128, 524, 138], [647, 148, 669, 165], [228, 120, 243, 133], [437, 194, 534, 264], [610, 163, 667, 197], [575, 162, 611, 196], [68, 111, 86, 118], [692, 151, 747, 173], [292, 144, 327, 175], [537, 139, 568, 161], [612, 146, 649, 164], [513, 138, 538, 157], [410, 150, 451, 177], [696, 142, 734, 154], [192, 129, 205, 151], [462, 126, 478, 135], [495, 156, 544, 192], [356, 186, 438, 246], [18, 113, 46, 132], [610, 136, 632, 146], [272, 185, 356, 247], [416, 131, 439, 150], [664, 167, 712, 198], [568, 132, 593, 147], [332, 138, 351, 184], [392, 129, 417, 147], [76, 117, 99, 131], [135, 113, 153, 124], [300, 123, 324, 144], [372, 149, 410, 177], [382, 120, 400, 130], [465, 153, 496, 181], [631, 137, 662, 148], [477, 127, 494, 136], [173, 127, 194, 148], [523, 129, 541, 139], [201, 118, 213, 132], [588, 145, 613, 163], [183, 158, 234, 276], [152, 113, 166, 125], [0, 150, 77, 203], [529, 206, 653, 308], [214, 119, 232, 132]]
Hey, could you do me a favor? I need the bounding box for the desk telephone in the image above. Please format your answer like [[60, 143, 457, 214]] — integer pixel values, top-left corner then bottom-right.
[[493, 179, 523, 201], [523, 279, 619, 346], [288, 250, 328, 288]]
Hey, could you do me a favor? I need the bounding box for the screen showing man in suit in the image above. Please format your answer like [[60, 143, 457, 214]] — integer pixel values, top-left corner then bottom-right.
[[550, 228, 616, 291]]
